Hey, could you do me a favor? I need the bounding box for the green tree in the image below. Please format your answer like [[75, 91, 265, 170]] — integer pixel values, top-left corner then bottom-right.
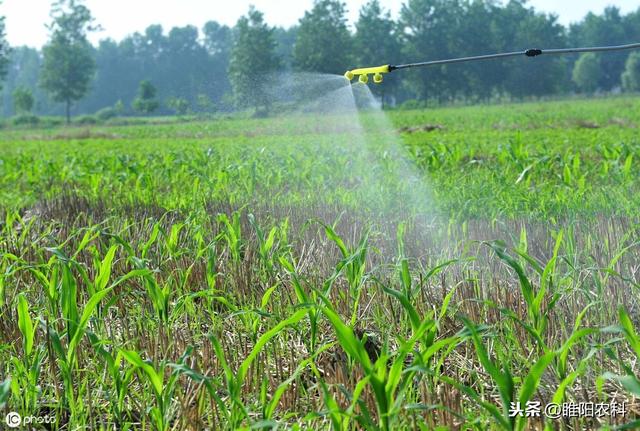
[[164, 26, 211, 104], [132, 80, 160, 115], [203, 21, 231, 58], [572, 53, 601, 93], [621, 52, 640, 92], [498, 3, 569, 98], [166, 96, 189, 115], [293, 0, 352, 74], [40, 0, 98, 124], [569, 7, 627, 90], [0, 47, 49, 116], [114, 100, 124, 116], [398, 0, 465, 101], [274, 26, 298, 70], [0, 11, 10, 90], [202, 21, 232, 105], [12, 87, 34, 114], [228, 7, 280, 113], [196, 93, 214, 113], [354, 0, 401, 105]]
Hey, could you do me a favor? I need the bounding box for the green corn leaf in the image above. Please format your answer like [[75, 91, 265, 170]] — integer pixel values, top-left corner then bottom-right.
[[556, 328, 597, 378], [319, 299, 372, 372], [260, 284, 279, 309], [109, 268, 153, 289], [396, 221, 407, 258], [61, 264, 79, 341], [0, 274, 5, 309], [237, 308, 308, 384], [550, 345, 592, 402], [518, 351, 555, 406], [209, 335, 235, 394], [386, 317, 435, 400], [0, 378, 10, 408], [346, 375, 372, 417], [73, 229, 100, 259], [461, 317, 513, 423], [263, 227, 277, 254], [264, 341, 335, 419], [121, 349, 164, 397], [486, 241, 533, 308], [17, 294, 35, 356], [142, 222, 162, 258], [534, 230, 563, 313], [67, 287, 113, 364], [46, 323, 66, 363], [399, 258, 411, 295], [439, 285, 457, 321], [618, 307, 640, 357], [323, 223, 348, 258], [95, 244, 118, 291], [315, 373, 344, 430], [382, 286, 420, 333]]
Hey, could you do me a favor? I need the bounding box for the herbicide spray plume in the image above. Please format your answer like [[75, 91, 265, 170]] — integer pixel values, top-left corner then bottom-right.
[[245, 41, 640, 260], [235, 71, 440, 262]]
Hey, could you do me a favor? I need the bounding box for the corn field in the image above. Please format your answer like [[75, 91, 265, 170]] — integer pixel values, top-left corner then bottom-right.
[[1, 97, 640, 430]]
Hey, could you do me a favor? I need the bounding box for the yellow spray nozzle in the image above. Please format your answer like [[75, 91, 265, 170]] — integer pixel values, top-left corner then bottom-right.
[[344, 64, 390, 84]]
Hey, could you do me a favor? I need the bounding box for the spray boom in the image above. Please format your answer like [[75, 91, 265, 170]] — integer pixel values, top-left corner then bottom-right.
[[344, 64, 393, 84], [344, 42, 640, 85]]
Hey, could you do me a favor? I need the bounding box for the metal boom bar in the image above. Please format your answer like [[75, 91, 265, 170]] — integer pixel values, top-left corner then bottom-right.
[[391, 42, 640, 71]]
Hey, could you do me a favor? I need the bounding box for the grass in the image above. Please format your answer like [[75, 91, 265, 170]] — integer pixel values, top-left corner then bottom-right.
[[0, 95, 639, 429]]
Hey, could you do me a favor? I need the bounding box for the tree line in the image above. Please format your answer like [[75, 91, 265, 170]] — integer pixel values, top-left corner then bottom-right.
[[1, 0, 640, 121]]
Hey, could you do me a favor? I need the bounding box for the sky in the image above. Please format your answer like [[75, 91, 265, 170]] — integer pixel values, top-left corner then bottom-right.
[[0, 0, 638, 49]]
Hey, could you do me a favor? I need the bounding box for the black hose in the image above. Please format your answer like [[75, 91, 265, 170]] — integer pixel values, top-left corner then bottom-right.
[[390, 42, 640, 71]]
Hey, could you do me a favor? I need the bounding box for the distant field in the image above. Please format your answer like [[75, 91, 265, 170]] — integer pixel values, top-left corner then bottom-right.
[[2, 96, 639, 217], [1, 96, 639, 429]]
